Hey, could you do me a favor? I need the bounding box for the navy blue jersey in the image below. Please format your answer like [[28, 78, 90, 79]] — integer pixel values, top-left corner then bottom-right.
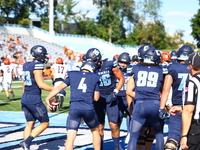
[[117, 65, 132, 97], [95, 58, 118, 97], [22, 61, 44, 95], [132, 64, 163, 100], [64, 71, 100, 110], [161, 62, 170, 75], [168, 63, 190, 105]]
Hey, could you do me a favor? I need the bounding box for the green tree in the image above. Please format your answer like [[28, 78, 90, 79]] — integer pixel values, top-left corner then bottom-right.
[[139, 0, 162, 21], [37, 0, 78, 33], [0, 0, 18, 24], [94, 0, 122, 43], [191, 9, 200, 47], [132, 21, 167, 49]]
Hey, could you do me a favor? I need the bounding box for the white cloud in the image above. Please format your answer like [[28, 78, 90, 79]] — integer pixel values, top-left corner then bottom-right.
[[166, 11, 194, 18], [73, 0, 99, 18], [74, 0, 98, 11], [165, 24, 178, 31]]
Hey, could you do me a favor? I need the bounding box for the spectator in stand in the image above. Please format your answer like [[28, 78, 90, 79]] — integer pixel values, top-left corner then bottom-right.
[[15, 37, 22, 45]]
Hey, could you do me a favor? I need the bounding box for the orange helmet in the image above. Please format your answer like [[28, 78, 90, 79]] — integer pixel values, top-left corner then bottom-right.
[[4, 59, 10, 65], [56, 57, 63, 64], [160, 52, 171, 63], [113, 55, 119, 60]]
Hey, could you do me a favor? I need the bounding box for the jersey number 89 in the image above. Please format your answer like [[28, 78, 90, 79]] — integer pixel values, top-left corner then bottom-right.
[[137, 71, 158, 87]]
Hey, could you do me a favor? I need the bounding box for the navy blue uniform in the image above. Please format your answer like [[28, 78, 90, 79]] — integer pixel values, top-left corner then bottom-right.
[[128, 64, 164, 150], [64, 71, 100, 130], [21, 61, 49, 122], [167, 62, 190, 142], [94, 58, 119, 124], [117, 65, 132, 123]]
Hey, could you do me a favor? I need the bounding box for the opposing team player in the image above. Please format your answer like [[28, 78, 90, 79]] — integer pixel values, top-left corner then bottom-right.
[[160, 52, 171, 75], [159, 45, 194, 150], [46, 60, 101, 150], [160, 52, 173, 114], [126, 48, 164, 150], [51, 57, 70, 111], [20, 45, 54, 150], [86, 48, 125, 150], [1, 58, 15, 101]]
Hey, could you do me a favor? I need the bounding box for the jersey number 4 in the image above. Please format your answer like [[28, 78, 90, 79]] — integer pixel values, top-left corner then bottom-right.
[[78, 77, 87, 92]]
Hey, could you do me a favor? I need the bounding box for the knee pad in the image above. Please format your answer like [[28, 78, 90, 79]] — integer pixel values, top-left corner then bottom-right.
[[145, 134, 155, 142], [164, 139, 179, 150], [137, 136, 145, 145]]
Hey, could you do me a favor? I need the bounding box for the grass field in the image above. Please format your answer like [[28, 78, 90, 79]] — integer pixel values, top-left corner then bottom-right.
[[0, 79, 70, 113]]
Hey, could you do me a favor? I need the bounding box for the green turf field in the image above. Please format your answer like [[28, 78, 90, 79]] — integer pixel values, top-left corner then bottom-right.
[[0, 79, 70, 113]]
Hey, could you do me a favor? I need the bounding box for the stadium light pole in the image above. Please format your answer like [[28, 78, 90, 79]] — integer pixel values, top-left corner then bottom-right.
[[49, 0, 54, 36]]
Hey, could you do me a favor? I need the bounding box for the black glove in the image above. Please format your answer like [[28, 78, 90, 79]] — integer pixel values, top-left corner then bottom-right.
[[106, 92, 117, 104]]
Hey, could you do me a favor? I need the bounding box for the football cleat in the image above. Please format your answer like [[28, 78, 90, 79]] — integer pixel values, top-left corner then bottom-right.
[[19, 141, 30, 150]]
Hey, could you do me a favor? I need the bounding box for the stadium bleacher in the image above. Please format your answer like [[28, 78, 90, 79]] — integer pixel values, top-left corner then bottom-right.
[[0, 24, 138, 62]]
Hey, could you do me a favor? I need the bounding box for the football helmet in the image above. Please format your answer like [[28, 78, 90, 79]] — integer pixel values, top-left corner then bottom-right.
[[30, 45, 49, 63], [4, 58, 10, 65], [81, 60, 96, 72], [56, 57, 63, 64], [160, 52, 171, 63], [85, 48, 102, 66], [170, 50, 177, 59], [118, 52, 131, 64], [138, 45, 156, 60], [177, 45, 194, 60], [143, 48, 161, 65], [113, 55, 119, 60], [82, 54, 86, 62]]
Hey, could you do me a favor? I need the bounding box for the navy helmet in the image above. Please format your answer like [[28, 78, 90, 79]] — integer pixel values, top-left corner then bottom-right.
[[170, 50, 177, 60], [30, 45, 49, 63], [118, 52, 131, 64], [85, 48, 102, 67], [143, 48, 161, 65], [81, 60, 96, 72], [177, 45, 194, 60], [138, 45, 156, 60]]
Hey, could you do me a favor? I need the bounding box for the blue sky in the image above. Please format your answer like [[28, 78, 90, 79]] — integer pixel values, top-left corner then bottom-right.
[[74, 0, 199, 43]]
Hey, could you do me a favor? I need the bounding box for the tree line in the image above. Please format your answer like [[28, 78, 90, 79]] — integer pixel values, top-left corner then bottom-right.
[[0, 0, 198, 50]]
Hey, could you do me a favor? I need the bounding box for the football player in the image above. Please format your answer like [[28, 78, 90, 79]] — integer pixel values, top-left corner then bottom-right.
[[86, 48, 125, 150], [20, 45, 54, 150], [45, 60, 101, 150], [159, 45, 194, 150], [127, 45, 157, 150], [160, 52, 171, 75], [1, 58, 15, 101], [51, 57, 70, 111], [126, 47, 164, 150], [170, 50, 178, 63], [116, 52, 132, 144]]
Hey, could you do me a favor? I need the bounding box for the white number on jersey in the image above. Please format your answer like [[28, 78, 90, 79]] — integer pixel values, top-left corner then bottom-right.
[[78, 77, 87, 92], [137, 71, 158, 87], [22, 71, 32, 85]]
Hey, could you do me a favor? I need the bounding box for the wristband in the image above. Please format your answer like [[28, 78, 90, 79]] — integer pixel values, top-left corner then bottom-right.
[[113, 89, 119, 94], [181, 135, 187, 138]]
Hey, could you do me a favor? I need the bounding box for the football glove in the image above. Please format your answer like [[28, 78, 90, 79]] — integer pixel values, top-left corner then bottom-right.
[[106, 92, 117, 104], [159, 108, 166, 119]]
